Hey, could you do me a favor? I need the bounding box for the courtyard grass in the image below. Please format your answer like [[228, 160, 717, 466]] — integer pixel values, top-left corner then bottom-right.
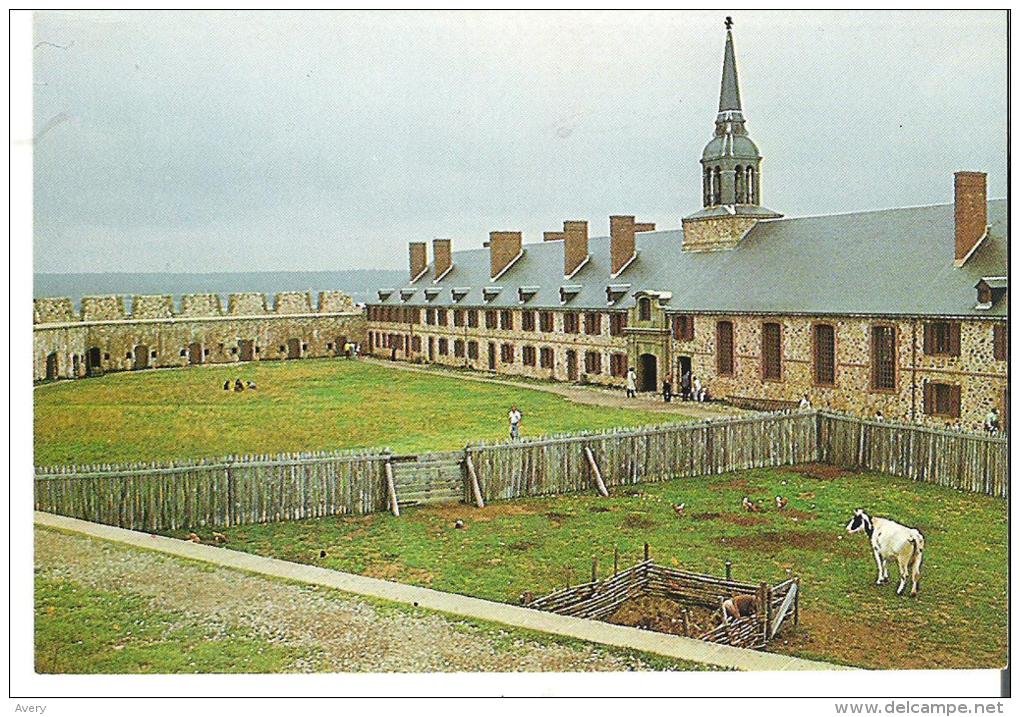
[[210, 465, 1008, 671], [34, 359, 673, 466]]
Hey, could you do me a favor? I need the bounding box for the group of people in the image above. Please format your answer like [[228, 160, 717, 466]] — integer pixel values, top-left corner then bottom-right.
[[222, 378, 257, 392], [624, 367, 710, 403]]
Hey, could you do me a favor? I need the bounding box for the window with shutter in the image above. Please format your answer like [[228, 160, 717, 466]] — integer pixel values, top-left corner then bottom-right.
[[522, 311, 536, 331], [762, 322, 782, 381], [716, 321, 734, 377], [540, 347, 554, 368], [925, 382, 961, 418], [812, 324, 836, 386], [924, 321, 958, 356], [993, 323, 1007, 361], [871, 325, 896, 391], [485, 310, 497, 329]]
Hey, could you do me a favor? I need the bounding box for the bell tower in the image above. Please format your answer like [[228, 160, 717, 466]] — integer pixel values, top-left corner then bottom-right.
[[683, 18, 781, 252]]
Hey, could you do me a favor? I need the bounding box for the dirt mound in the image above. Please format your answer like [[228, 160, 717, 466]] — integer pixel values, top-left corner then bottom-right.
[[607, 595, 720, 637], [544, 511, 570, 525], [721, 530, 848, 552], [789, 463, 854, 481], [622, 513, 656, 530], [690, 512, 721, 521]]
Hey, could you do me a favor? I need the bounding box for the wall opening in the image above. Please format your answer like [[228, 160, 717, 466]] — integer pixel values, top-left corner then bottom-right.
[[86, 347, 103, 376], [639, 353, 658, 392], [566, 349, 578, 381], [133, 345, 149, 370], [286, 338, 302, 359], [45, 352, 58, 380], [188, 342, 204, 365], [238, 340, 255, 362]]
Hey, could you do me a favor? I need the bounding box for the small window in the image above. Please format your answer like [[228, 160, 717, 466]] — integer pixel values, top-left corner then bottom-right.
[[993, 323, 1007, 361], [563, 312, 579, 334], [716, 321, 734, 377], [924, 382, 961, 418], [467, 341, 479, 360], [584, 313, 602, 335], [500, 310, 513, 330], [540, 347, 554, 368], [923, 321, 959, 357], [540, 311, 554, 333], [610, 313, 627, 337], [454, 339, 465, 358], [485, 310, 498, 329], [454, 309, 465, 327], [762, 322, 782, 381], [438, 338, 449, 356], [522, 310, 536, 331], [871, 325, 897, 391], [812, 324, 835, 386], [522, 345, 536, 366], [610, 353, 628, 377], [584, 351, 602, 375], [412, 336, 422, 352], [437, 309, 448, 327], [468, 310, 479, 328], [672, 316, 694, 341], [638, 297, 652, 321], [500, 343, 515, 363], [426, 308, 436, 326]]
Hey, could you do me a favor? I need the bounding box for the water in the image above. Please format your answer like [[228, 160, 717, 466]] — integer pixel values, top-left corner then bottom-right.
[[34, 270, 406, 310]]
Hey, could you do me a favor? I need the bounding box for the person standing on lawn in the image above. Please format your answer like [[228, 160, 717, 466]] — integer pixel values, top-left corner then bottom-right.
[[662, 375, 673, 403], [508, 405, 523, 441], [625, 367, 637, 398]]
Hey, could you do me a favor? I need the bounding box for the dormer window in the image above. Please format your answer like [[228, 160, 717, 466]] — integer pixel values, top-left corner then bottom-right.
[[399, 289, 416, 302], [559, 285, 581, 304], [377, 288, 394, 301], [451, 287, 469, 302], [424, 288, 441, 301], [638, 297, 652, 321], [975, 277, 1007, 310], [518, 286, 539, 304], [483, 286, 502, 302], [606, 284, 631, 305]]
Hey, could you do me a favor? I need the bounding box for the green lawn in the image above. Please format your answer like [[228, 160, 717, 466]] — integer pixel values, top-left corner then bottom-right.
[[34, 359, 672, 466], [209, 465, 1008, 671]]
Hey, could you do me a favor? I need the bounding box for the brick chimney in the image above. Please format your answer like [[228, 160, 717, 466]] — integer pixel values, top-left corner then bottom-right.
[[433, 239, 452, 280], [954, 171, 988, 267], [562, 220, 588, 277], [489, 231, 522, 279], [409, 242, 427, 281], [610, 215, 636, 276]]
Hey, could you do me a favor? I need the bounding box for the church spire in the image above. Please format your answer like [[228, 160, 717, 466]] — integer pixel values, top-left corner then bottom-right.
[[718, 20, 742, 113]]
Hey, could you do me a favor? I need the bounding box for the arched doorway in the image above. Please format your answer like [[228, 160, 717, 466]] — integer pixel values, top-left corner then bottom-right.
[[133, 345, 149, 370], [86, 347, 102, 376], [45, 352, 58, 380], [286, 338, 302, 359], [188, 342, 203, 365], [638, 353, 657, 392]]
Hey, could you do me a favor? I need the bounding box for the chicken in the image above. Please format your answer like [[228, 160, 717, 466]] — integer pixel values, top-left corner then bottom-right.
[[741, 496, 762, 513], [186, 532, 201, 544], [775, 496, 788, 510], [672, 503, 686, 517], [454, 519, 465, 529], [212, 531, 228, 544]]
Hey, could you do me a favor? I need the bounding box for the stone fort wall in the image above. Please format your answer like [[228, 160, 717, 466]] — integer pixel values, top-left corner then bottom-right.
[[34, 291, 366, 381]]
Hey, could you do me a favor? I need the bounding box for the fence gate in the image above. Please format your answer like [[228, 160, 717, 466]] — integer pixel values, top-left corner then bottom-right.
[[389, 451, 465, 508]]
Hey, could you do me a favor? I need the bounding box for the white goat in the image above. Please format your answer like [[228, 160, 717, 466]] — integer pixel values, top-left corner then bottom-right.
[[845, 509, 925, 597]]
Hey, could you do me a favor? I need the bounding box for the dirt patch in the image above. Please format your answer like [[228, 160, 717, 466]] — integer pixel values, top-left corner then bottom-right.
[[622, 513, 656, 530], [544, 511, 570, 526], [508, 540, 537, 552], [717, 513, 769, 527], [607, 596, 720, 638], [707, 477, 751, 492], [780, 508, 818, 522], [588, 506, 612, 514], [362, 562, 435, 585], [690, 512, 721, 522], [789, 463, 854, 481], [721, 530, 848, 553], [427, 501, 546, 524]]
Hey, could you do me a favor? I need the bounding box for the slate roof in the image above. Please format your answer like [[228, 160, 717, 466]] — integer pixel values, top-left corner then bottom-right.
[[375, 199, 1007, 319]]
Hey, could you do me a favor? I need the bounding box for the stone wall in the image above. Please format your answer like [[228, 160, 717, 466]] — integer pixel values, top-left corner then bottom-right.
[[33, 292, 366, 381], [680, 215, 758, 251]]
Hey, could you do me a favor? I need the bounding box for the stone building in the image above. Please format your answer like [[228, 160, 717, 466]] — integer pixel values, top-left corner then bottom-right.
[[33, 291, 365, 380], [366, 23, 1008, 431]]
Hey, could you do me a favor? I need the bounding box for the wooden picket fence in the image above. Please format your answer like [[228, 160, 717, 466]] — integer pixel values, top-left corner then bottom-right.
[[34, 409, 1008, 532], [34, 450, 391, 531], [816, 411, 1008, 498], [467, 411, 820, 503]]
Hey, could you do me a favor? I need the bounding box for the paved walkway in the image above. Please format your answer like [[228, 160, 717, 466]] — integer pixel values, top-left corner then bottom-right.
[[36, 511, 851, 672], [361, 357, 746, 419]]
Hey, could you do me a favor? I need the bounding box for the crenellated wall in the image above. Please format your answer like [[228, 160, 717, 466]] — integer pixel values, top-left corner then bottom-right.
[[33, 292, 367, 381]]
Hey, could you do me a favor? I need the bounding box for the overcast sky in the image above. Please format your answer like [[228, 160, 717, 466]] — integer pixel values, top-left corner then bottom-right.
[[32, 10, 1007, 273]]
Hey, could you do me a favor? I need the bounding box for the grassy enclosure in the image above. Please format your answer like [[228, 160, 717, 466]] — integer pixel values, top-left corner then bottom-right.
[[210, 465, 1007, 670], [34, 359, 673, 466]]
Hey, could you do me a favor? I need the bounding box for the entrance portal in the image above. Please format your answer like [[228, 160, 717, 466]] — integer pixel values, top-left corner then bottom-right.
[[487, 342, 496, 370], [639, 353, 658, 392], [188, 342, 203, 365], [238, 340, 255, 361], [286, 338, 302, 359], [86, 347, 102, 376], [133, 345, 149, 370], [677, 355, 692, 383], [45, 352, 58, 380]]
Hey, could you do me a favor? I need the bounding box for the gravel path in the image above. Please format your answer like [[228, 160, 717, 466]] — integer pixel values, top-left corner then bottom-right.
[[36, 527, 681, 672]]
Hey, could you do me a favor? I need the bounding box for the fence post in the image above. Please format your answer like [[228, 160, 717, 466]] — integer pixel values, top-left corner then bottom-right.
[[591, 556, 598, 585], [725, 560, 732, 581], [584, 446, 609, 497], [384, 459, 400, 517], [614, 545, 619, 576], [644, 542, 650, 562], [465, 451, 485, 508]]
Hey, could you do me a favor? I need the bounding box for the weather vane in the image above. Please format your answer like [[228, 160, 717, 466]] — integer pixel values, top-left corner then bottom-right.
[[725, 16, 733, 30]]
